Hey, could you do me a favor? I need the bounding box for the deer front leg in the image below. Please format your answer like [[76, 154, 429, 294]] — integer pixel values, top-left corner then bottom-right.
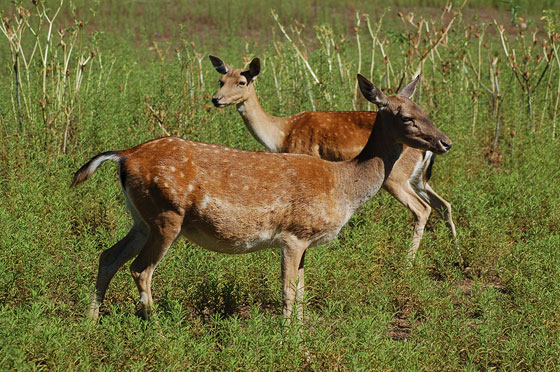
[[281, 240, 308, 323], [424, 183, 461, 263]]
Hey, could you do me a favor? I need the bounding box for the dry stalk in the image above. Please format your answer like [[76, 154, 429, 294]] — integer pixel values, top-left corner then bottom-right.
[[333, 37, 345, 85], [490, 57, 502, 151], [552, 41, 560, 138], [268, 58, 283, 106], [271, 9, 320, 85], [413, 1, 464, 76], [0, 5, 33, 129], [364, 12, 385, 110], [295, 56, 316, 110], [145, 100, 171, 136], [353, 12, 362, 108], [496, 19, 553, 133]]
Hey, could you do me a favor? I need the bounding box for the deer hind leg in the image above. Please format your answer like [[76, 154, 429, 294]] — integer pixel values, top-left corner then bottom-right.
[[129, 213, 182, 319], [89, 224, 148, 321], [404, 192, 431, 262], [295, 251, 306, 322], [423, 183, 461, 262], [281, 238, 308, 324]]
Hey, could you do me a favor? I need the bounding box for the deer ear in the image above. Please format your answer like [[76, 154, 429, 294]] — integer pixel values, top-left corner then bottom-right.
[[398, 74, 420, 99], [209, 55, 229, 74], [357, 74, 388, 107], [241, 58, 261, 82], [247, 58, 261, 81]]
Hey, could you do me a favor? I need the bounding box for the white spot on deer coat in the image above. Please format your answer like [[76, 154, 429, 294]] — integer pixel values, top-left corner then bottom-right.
[[200, 194, 210, 210]]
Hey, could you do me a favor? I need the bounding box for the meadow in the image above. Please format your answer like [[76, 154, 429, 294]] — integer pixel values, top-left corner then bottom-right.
[[1, 0, 560, 370]]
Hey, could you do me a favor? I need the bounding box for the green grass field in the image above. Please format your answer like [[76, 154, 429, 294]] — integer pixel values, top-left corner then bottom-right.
[[1, 0, 560, 370]]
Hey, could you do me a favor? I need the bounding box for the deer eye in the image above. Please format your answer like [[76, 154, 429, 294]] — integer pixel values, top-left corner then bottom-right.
[[238, 81, 247, 86], [401, 116, 412, 123]]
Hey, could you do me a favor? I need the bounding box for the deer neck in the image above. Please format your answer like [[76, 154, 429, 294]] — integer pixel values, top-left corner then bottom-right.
[[340, 111, 404, 211], [236, 88, 290, 153]]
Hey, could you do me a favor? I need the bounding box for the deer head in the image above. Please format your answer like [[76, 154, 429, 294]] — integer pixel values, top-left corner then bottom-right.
[[209, 55, 261, 108], [357, 74, 452, 155]]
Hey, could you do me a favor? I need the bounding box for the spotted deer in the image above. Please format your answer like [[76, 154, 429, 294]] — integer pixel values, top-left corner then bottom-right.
[[72, 74, 451, 322], [210, 55, 457, 261]]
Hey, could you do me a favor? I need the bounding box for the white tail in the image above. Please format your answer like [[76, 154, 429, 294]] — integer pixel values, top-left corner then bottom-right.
[[210, 55, 458, 261], [70, 151, 121, 187], [73, 74, 451, 322]]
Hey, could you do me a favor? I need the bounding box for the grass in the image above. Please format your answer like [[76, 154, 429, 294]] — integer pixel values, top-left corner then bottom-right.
[[1, 0, 560, 370]]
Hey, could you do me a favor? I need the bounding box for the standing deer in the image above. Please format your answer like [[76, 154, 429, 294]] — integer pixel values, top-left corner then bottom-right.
[[72, 74, 451, 322], [210, 55, 457, 261]]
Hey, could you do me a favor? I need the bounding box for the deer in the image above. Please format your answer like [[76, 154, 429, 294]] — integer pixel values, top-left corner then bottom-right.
[[71, 74, 451, 323], [209, 55, 458, 262]]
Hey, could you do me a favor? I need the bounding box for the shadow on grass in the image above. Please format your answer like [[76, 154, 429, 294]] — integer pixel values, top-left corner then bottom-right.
[[186, 276, 279, 321]]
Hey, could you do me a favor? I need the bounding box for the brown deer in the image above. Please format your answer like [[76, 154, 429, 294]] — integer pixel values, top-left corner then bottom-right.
[[72, 74, 451, 322], [210, 55, 457, 261]]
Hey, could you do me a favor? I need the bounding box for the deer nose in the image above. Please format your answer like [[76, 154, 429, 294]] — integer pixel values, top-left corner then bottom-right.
[[439, 138, 452, 152], [212, 97, 222, 107]]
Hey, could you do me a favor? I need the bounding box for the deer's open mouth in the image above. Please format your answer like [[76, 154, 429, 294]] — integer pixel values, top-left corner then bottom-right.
[[212, 101, 227, 108], [434, 138, 452, 154]]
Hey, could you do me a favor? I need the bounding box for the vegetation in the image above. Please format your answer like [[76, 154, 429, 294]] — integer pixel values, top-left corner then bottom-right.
[[1, 0, 559, 370]]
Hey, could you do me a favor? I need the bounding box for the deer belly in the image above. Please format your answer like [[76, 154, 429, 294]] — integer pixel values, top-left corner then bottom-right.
[[181, 193, 352, 253], [181, 225, 279, 254], [182, 194, 283, 254]]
